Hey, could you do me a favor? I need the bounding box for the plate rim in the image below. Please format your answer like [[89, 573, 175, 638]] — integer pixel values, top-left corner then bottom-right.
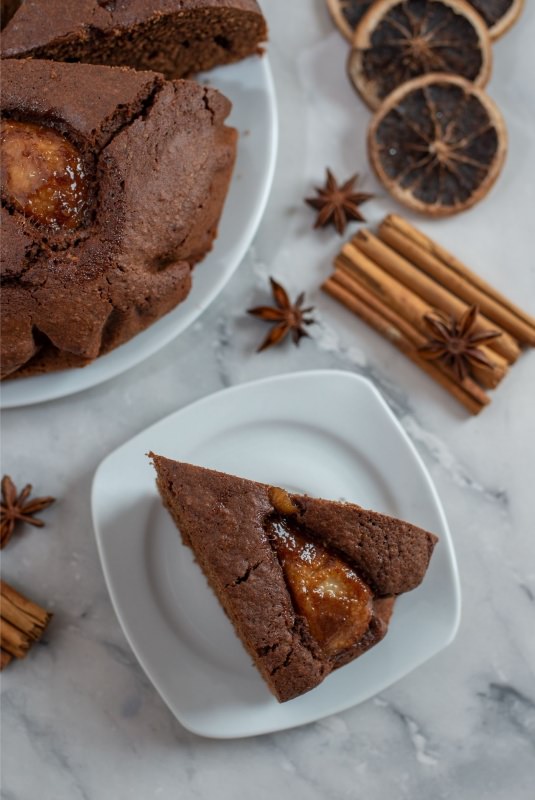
[[1, 56, 279, 410], [92, 369, 461, 738]]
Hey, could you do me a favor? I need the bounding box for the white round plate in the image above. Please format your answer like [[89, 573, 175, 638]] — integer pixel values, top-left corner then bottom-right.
[[92, 371, 461, 739], [1, 56, 278, 409]]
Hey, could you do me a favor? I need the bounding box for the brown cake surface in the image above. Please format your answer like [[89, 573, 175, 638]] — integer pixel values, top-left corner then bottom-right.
[[1, 0, 267, 79], [151, 456, 438, 702], [0, 58, 237, 379], [1, 0, 21, 29]]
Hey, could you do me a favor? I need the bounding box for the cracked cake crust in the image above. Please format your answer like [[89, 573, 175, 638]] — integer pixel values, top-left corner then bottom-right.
[[151, 455, 438, 702], [1, 58, 237, 379]]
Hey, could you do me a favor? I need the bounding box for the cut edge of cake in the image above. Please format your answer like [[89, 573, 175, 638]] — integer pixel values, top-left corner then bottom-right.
[[1, 0, 268, 80]]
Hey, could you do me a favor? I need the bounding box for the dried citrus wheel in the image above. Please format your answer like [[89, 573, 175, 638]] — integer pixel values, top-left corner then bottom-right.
[[348, 0, 492, 110], [368, 73, 507, 217], [326, 0, 376, 40], [467, 0, 524, 40]]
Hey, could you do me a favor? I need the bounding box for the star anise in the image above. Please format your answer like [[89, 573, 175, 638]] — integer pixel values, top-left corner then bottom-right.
[[0, 475, 55, 549], [418, 305, 501, 382], [305, 169, 374, 235], [248, 278, 316, 352]]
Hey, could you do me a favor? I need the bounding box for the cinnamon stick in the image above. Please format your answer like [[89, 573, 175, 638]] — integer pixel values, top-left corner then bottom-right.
[[0, 617, 32, 659], [0, 581, 52, 640], [0, 581, 52, 662], [1, 648, 13, 670], [331, 268, 491, 408], [379, 215, 535, 347], [354, 230, 521, 365], [337, 245, 508, 390], [323, 275, 488, 414]]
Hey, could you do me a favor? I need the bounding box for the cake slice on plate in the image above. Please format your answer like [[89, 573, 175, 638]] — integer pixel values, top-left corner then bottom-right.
[[151, 455, 438, 702], [1, 0, 267, 79]]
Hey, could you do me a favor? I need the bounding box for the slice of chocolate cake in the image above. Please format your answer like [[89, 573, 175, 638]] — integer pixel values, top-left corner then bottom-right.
[[1, 59, 237, 379], [1, 0, 267, 79], [151, 456, 438, 703]]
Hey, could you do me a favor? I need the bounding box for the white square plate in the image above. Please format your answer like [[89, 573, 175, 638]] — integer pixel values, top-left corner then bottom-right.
[[92, 370, 460, 738]]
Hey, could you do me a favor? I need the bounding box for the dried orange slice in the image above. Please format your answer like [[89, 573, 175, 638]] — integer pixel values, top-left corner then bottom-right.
[[348, 0, 492, 110], [368, 73, 507, 217], [326, 0, 376, 40], [467, 0, 524, 40]]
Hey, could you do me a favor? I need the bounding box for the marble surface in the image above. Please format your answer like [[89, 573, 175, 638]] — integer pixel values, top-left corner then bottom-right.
[[2, 2, 535, 798]]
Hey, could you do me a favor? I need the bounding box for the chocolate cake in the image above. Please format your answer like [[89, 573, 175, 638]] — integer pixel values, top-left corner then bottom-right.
[[1, 0, 267, 79], [1, 0, 21, 29], [151, 456, 438, 702], [0, 58, 237, 379]]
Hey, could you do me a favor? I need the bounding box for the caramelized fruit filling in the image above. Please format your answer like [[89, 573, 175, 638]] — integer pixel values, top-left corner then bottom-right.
[[0, 120, 88, 230], [268, 516, 373, 656]]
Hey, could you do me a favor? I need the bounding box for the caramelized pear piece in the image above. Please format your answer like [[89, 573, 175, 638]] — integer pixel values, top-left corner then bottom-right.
[[268, 486, 299, 516], [1, 120, 88, 230], [269, 518, 373, 655]]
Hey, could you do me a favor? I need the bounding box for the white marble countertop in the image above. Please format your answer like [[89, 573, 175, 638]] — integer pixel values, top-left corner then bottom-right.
[[2, 2, 535, 798]]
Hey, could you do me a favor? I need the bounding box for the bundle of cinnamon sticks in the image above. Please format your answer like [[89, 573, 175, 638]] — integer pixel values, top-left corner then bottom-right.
[[323, 214, 535, 414], [0, 580, 52, 669]]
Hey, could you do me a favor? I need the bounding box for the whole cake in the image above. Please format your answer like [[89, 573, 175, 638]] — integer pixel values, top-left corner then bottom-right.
[[151, 456, 438, 702], [0, 58, 237, 379], [1, 0, 267, 79]]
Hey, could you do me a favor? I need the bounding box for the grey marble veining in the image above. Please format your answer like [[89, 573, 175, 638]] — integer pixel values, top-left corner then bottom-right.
[[2, 2, 535, 799]]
